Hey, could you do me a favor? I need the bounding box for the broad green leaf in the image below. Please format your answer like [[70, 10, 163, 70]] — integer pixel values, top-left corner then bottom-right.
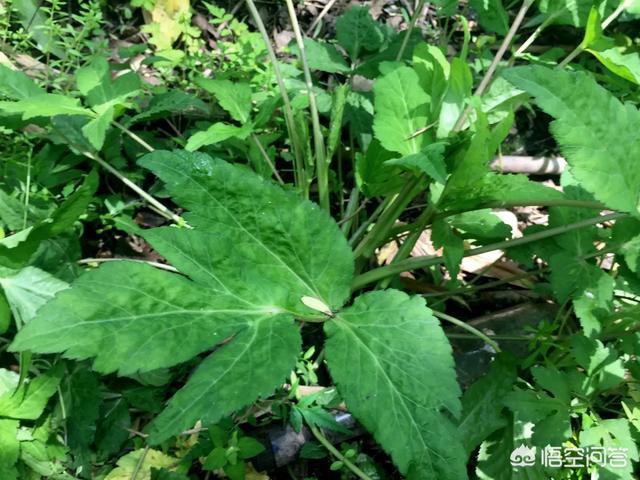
[[0, 267, 69, 328], [238, 436, 266, 459], [324, 290, 466, 480], [373, 66, 430, 155], [81, 105, 114, 150], [0, 64, 44, 100], [449, 210, 512, 242], [186, 122, 253, 151], [85, 70, 141, 107], [326, 84, 349, 164], [106, 449, 178, 480], [203, 446, 226, 470], [344, 90, 374, 144], [49, 115, 97, 154], [439, 109, 515, 200], [10, 262, 264, 373], [12, 150, 353, 442], [147, 317, 300, 442], [621, 235, 640, 273], [480, 77, 526, 124], [437, 58, 473, 138], [0, 363, 64, 420], [0, 293, 9, 334], [335, 6, 384, 60], [291, 39, 350, 74], [0, 369, 19, 396], [137, 151, 354, 310], [128, 90, 209, 124], [10, 259, 298, 443], [295, 405, 351, 434], [356, 31, 423, 79], [469, 0, 509, 34], [503, 65, 640, 214], [0, 419, 19, 480], [76, 57, 110, 96], [355, 140, 405, 197], [440, 117, 491, 200], [459, 354, 517, 456], [442, 173, 564, 212], [581, 8, 640, 85], [413, 44, 449, 120], [197, 78, 252, 123], [0, 94, 93, 119], [385, 142, 448, 184]]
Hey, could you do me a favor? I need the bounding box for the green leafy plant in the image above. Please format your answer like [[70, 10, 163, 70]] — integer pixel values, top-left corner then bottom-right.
[[2, 1, 640, 479], [10, 150, 465, 479]]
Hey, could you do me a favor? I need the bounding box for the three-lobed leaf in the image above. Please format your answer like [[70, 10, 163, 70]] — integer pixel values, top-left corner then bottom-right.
[[12, 150, 353, 443], [10, 149, 468, 474]]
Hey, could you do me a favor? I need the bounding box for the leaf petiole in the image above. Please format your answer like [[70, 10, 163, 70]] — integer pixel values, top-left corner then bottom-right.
[[309, 425, 373, 480]]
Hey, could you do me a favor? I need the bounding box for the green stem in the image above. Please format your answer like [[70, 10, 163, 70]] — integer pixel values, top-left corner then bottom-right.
[[131, 445, 150, 480], [309, 425, 373, 480], [378, 202, 436, 289], [396, 0, 426, 61], [348, 196, 392, 246], [340, 187, 361, 235], [514, 13, 557, 57], [77, 257, 180, 273], [424, 268, 542, 298], [434, 310, 502, 352], [251, 133, 285, 184], [352, 212, 626, 289], [112, 121, 154, 152], [22, 149, 32, 230], [83, 152, 184, 225], [285, 0, 328, 209], [245, 0, 306, 192], [353, 176, 423, 259], [446, 333, 536, 341], [558, 0, 631, 68]]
